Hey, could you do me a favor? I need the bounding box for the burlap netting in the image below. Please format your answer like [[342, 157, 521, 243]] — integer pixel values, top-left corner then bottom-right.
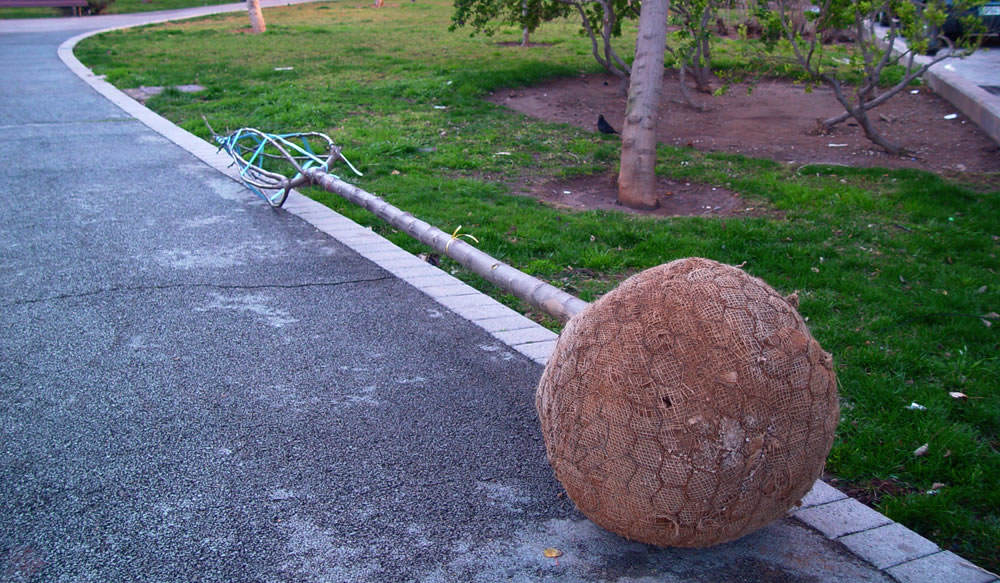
[[535, 258, 838, 547]]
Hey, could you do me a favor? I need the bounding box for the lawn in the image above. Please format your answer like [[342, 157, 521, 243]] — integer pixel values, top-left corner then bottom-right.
[[75, 0, 1000, 571]]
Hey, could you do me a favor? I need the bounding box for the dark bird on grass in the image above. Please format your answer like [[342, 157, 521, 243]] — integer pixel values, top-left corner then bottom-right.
[[597, 114, 617, 135]]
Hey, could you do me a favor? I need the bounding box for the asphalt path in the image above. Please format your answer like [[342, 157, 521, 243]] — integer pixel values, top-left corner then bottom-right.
[[0, 10, 897, 583]]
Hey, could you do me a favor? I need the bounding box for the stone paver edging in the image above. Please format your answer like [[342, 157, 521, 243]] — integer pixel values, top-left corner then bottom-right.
[[57, 12, 996, 583]]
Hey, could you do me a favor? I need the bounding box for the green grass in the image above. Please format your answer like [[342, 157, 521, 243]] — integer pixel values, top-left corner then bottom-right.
[[75, 0, 1000, 570], [0, 6, 65, 16], [102, 0, 233, 14], [0, 0, 233, 18]]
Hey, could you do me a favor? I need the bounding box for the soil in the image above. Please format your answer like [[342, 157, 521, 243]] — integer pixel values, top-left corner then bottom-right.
[[523, 171, 769, 218], [487, 70, 1000, 217], [824, 474, 921, 509], [495, 41, 556, 47]]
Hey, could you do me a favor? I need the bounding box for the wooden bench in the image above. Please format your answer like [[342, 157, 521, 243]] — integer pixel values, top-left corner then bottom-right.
[[0, 0, 91, 15]]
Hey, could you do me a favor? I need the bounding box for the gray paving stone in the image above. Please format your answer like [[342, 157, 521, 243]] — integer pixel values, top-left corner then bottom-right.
[[326, 231, 381, 243], [798, 479, 848, 508], [292, 207, 334, 218], [448, 302, 516, 321], [277, 197, 313, 212], [473, 314, 539, 333], [296, 210, 360, 226], [839, 523, 939, 570], [339, 238, 389, 250], [287, 195, 332, 210], [887, 551, 998, 583], [794, 498, 893, 539], [511, 340, 556, 362], [420, 284, 480, 299], [385, 265, 444, 280], [492, 327, 559, 346], [437, 294, 507, 312], [359, 249, 413, 262], [302, 216, 358, 233], [365, 258, 423, 271]]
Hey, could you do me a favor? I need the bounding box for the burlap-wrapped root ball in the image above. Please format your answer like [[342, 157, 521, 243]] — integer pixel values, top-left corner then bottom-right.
[[535, 257, 838, 547]]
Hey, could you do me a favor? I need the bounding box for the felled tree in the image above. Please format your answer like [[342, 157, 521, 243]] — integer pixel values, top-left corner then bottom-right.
[[768, 0, 983, 155]]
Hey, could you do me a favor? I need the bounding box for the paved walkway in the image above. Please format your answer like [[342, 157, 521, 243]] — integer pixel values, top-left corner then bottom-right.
[[1, 6, 996, 583]]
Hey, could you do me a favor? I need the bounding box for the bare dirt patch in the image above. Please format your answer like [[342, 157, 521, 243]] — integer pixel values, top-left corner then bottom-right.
[[488, 70, 999, 216], [122, 84, 206, 104], [824, 474, 921, 509], [529, 171, 769, 218], [496, 41, 556, 47]]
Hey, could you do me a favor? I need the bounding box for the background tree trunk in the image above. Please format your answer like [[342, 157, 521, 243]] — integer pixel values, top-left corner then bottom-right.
[[521, 0, 530, 45], [617, 0, 669, 209], [248, 0, 266, 33]]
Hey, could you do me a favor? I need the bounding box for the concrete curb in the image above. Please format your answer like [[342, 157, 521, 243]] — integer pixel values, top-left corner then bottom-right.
[[57, 11, 996, 583]]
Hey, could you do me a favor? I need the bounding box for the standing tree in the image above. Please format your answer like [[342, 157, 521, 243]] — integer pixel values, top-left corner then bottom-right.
[[668, 0, 720, 98], [617, 0, 669, 209], [453, 0, 671, 208], [769, 0, 984, 155], [452, 0, 562, 48], [248, 0, 266, 33], [454, 0, 730, 208], [452, 0, 635, 79], [522, 0, 531, 44]]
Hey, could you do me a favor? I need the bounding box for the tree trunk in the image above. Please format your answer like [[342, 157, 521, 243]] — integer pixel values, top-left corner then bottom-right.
[[521, 0, 529, 46], [826, 77, 903, 156], [857, 112, 901, 155], [247, 0, 266, 33], [617, 0, 669, 210]]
